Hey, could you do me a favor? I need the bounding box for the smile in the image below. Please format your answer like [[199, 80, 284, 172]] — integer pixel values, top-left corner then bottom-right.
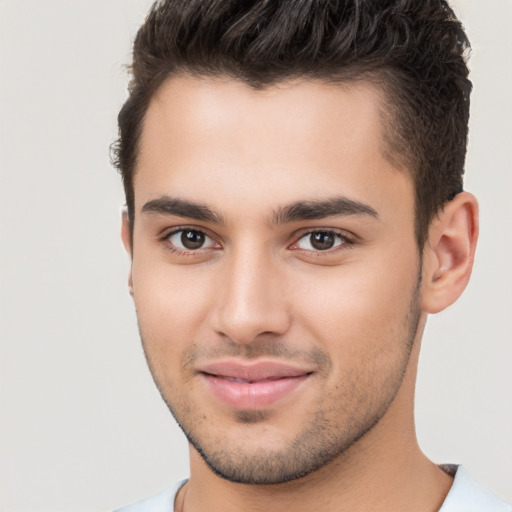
[[197, 360, 314, 410]]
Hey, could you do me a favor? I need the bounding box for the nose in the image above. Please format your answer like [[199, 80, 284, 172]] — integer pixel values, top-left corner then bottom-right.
[[210, 247, 291, 345]]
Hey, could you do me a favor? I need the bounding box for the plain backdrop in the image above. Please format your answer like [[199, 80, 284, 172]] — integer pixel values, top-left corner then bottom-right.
[[0, 1, 511, 510]]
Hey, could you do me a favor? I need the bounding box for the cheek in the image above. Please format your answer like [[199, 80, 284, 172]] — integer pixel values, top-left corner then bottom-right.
[[294, 255, 419, 359], [131, 257, 215, 349]]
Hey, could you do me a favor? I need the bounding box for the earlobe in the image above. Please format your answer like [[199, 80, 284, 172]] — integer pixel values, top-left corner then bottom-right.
[[121, 210, 134, 296], [421, 192, 479, 314]]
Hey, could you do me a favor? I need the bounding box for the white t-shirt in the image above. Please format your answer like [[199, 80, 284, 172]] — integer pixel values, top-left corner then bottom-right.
[[113, 466, 512, 512]]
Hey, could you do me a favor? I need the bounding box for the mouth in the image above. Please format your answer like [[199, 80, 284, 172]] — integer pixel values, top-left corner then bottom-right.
[[197, 360, 314, 410]]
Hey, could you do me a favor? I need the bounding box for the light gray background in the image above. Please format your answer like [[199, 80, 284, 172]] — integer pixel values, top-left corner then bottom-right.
[[0, 1, 511, 510]]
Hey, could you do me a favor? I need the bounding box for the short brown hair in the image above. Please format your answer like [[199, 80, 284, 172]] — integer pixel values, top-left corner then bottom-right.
[[112, 0, 471, 248]]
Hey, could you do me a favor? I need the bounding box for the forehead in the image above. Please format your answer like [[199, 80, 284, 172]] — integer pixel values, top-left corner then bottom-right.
[[135, 75, 413, 223]]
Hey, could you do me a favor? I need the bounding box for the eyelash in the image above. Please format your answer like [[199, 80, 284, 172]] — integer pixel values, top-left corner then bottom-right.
[[290, 229, 355, 254], [160, 226, 220, 256], [160, 227, 355, 256]]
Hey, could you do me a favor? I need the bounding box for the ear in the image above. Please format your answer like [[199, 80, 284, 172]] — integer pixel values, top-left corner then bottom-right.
[[121, 210, 134, 296], [421, 192, 479, 314]]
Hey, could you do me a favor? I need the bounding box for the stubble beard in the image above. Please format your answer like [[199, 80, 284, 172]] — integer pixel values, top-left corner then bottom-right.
[[140, 278, 422, 485]]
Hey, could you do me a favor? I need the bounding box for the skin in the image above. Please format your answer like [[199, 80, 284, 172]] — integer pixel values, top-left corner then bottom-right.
[[122, 75, 478, 512]]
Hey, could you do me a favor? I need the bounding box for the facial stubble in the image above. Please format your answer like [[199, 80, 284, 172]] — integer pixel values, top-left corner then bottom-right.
[[139, 275, 422, 485]]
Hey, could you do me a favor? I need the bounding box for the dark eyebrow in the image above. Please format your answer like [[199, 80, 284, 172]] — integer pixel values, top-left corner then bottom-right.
[[142, 197, 225, 224], [273, 197, 379, 224]]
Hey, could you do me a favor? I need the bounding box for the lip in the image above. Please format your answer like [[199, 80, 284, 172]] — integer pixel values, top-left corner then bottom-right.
[[197, 360, 314, 410]]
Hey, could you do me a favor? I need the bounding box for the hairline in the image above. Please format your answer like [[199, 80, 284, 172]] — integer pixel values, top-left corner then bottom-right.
[[127, 68, 423, 245]]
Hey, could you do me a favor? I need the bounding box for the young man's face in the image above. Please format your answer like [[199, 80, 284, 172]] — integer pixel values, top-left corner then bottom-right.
[[126, 76, 423, 484]]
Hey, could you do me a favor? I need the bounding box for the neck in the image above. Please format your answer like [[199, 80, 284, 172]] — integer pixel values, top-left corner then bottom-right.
[[177, 316, 453, 512]]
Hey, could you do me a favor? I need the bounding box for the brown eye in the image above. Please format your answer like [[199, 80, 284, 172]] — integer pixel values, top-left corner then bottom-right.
[[296, 231, 345, 251], [168, 229, 214, 251], [311, 232, 335, 250], [181, 230, 205, 249]]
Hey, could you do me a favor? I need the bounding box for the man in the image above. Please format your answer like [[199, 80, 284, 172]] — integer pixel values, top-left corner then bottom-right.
[[112, 1, 511, 511]]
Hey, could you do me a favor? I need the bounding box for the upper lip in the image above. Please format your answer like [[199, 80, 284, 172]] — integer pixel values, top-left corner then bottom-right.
[[197, 359, 314, 381]]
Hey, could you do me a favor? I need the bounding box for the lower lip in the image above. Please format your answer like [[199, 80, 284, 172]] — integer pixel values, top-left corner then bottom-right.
[[201, 373, 310, 410]]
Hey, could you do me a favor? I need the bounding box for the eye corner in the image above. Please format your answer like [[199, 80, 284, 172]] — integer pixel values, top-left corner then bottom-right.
[[291, 229, 354, 253], [161, 226, 223, 255]]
